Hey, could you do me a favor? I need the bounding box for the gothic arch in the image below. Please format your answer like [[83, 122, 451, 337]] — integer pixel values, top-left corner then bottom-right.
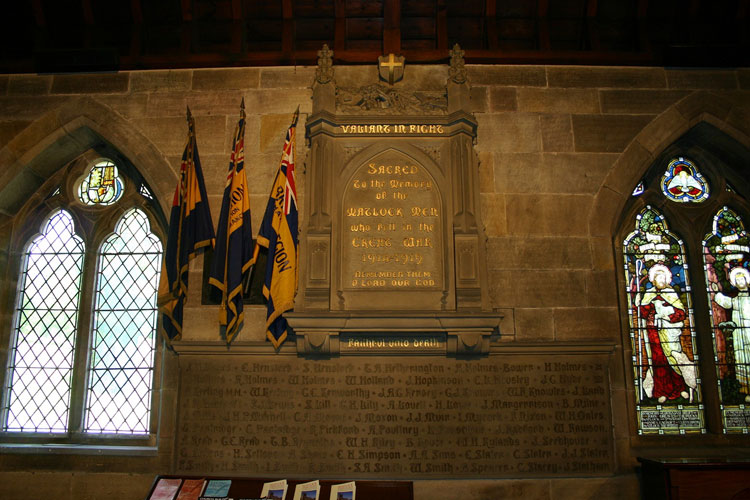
[[588, 91, 750, 240], [0, 96, 175, 218]]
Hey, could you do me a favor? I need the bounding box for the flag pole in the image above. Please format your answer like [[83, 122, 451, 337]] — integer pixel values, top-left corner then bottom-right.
[[239, 97, 254, 296], [292, 105, 300, 126]]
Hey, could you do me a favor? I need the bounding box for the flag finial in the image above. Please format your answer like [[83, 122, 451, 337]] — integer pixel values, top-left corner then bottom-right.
[[291, 105, 300, 127]]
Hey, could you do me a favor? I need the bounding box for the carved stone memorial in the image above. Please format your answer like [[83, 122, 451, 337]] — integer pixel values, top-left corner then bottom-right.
[[174, 46, 615, 481], [290, 45, 500, 355], [176, 354, 614, 478]]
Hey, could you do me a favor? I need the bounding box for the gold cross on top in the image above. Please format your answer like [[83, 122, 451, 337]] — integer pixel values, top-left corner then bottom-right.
[[380, 53, 403, 85]]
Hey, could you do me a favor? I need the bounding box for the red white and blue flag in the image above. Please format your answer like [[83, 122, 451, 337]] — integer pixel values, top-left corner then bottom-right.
[[253, 108, 300, 348], [209, 100, 254, 344]]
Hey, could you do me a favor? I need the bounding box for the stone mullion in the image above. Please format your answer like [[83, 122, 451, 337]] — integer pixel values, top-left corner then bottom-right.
[[685, 226, 724, 435], [67, 234, 98, 436]]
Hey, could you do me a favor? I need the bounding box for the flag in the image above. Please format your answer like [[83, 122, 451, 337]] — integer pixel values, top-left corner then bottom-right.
[[254, 108, 300, 348], [158, 107, 215, 342], [208, 100, 253, 344]]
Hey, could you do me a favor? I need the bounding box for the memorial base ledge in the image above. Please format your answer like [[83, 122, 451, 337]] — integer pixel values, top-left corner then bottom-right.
[[286, 311, 502, 356]]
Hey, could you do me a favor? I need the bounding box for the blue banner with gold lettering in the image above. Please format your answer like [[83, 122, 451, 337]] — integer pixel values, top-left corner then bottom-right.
[[209, 100, 253, 344], [158, 108, 215, 343], [253, 109, 299, 348]]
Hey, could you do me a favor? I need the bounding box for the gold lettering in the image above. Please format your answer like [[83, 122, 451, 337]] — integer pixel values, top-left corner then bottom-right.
[[340, 124, 443, 134], [402, 237, 432, 248], [352, 237, 392, 248], [346, 207, 402, 217], [389, 179, 430, 189], [410, 207, 439, 217], [357, 279, 386, 288]]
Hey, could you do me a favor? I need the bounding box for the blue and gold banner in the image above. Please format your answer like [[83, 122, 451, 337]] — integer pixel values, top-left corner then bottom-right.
[[209, 100, 253, 344], [254, 109, 300, 348], [158, 107, 215, 342]]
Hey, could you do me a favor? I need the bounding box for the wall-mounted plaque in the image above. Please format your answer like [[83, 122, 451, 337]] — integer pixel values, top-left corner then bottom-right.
[[342, 151, 443, 294], [176, 353, 614, 478], [337, 147, 449, 310], [290, 50, 499, 354]]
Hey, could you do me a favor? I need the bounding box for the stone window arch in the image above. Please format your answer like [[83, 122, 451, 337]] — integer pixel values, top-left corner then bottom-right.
[[0, 149, 167, 450], [617, 124, 750, 436]]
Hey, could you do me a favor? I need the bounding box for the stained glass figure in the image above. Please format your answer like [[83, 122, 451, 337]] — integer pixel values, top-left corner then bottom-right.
[[85, 208, 162, 434], [632, 180, 645, 197], [3, 210, 84, 432], [660, 157, 709, 203], [702, 207, 750, 433], [78, 159, 124, 206], [624, 206, 704, 434]]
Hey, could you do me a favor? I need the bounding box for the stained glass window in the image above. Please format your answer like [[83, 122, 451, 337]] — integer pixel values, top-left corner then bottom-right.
[[85, 209, 163, 434], [661, 157, 710, 203], [139, 183, 154, 200], [632, 180, 645, 197], [702, 207, 750, 433], [623, 206, 704, 434], [78, 159, 124, 206], [3, 210, 84, 432]]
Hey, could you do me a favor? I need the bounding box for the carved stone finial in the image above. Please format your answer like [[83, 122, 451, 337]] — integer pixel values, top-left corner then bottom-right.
[[316, 44, 334, 84], [449, 43, 467, 84]]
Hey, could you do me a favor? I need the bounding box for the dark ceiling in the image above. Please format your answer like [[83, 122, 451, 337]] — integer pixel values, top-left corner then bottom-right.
[[1, 0, 748, 74]]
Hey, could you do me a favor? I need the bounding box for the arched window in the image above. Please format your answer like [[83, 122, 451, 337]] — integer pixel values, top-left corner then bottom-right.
[[702, 207, 750, 433], [620, 134, 750, 436], [623, 206, 703, 434], [4, 210, 85, 432], [1, 154, 165, 447], [85, 209, 162, 434]]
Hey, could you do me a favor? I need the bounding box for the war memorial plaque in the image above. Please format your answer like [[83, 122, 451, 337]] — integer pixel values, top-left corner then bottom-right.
[[176, 355, 613, 478], [174, 51, 612, 480], [343, 150, 442, 293]]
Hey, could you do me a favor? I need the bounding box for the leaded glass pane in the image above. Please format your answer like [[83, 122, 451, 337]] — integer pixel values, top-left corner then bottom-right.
[[85, 208, 162, 434], [660, 157, 710, 203], [78, 159, 124, 206], [703, 207, 750, 433], [623, 206, 704, 434], [3, 210, 84, 432]]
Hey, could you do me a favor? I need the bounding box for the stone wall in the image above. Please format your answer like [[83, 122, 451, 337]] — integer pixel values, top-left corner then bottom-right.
[[0, 65, 749, 499]]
